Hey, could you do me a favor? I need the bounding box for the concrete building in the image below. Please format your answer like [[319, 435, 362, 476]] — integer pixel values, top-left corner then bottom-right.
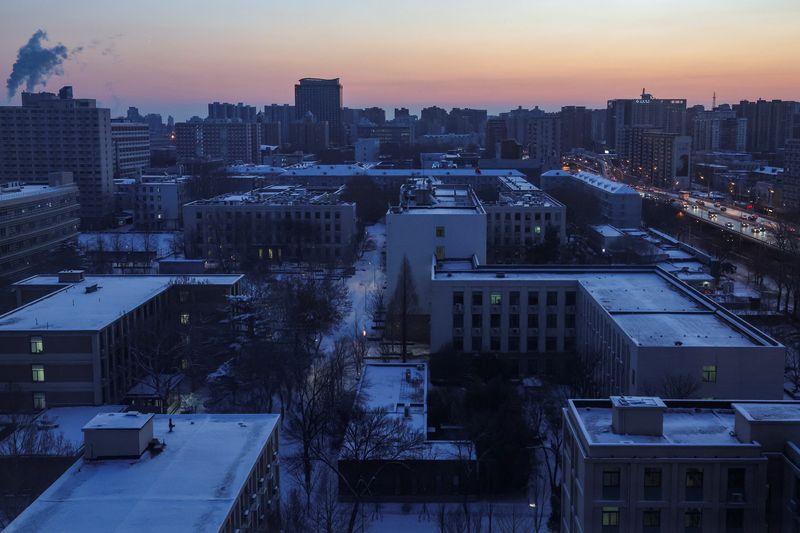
[[207, 101, 257, 122], [735, 99, 800, 155], [263, 103, 295, 144], [0, 86, 115, 227], [561, 397, 800, 533], [338, 363, 475, 502], [0, 271, 243, 409], [527, 113, 562, 170], [631, 131, 693, 188], [429, 261, 784, 398], [6, 412, 280, 532], [540, 170, 642, 228], [184, 185, 358, 266], [607, 91, 687, 153], [294, 77, 343, 145], [133, 175, 191, 230], [692, 109, 747, 153], [784, 139, 800, 212], [356, 122, 413, 146], [0, 173, 80, 282], [355, 138, 380, 163], [288, 112, 329, 153], [110, 120, 151, 178], [175, 121, 261, 164], [560, 106, 594, 152]]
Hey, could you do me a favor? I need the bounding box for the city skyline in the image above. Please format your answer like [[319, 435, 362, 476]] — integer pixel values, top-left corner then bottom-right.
[[1, 0, 799, 120]]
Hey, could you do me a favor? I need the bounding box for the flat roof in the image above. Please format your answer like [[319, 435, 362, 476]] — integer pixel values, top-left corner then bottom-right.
[[0, 275, 242, 332], [83, 411, 153, 430], [735, 403, 800, 422], [187, 184, 350, 207], [0, 183, 76, 203], [6, 414, 279, 533]]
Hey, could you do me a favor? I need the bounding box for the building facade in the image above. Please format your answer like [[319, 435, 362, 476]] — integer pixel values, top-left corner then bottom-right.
[[607, 91, 687, 153], [783, 139, 800, 212], [133, 175, 190, 230], [562, 397, 800, 533], [184, 185, 358, 266], [0, 86, 115, 227], [175, 122, 261, 164], [110, 120, 151, 178], [0, 173, 80, 282], [294, 78, 343, 145]]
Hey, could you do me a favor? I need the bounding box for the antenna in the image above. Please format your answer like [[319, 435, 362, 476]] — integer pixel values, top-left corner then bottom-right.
[[712, 91, 716, 110]]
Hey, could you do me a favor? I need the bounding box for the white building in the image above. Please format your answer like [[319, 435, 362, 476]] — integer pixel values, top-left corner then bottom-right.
[[111, 120, 151, 178], [134, 175, 190, 230], [386, 180, 487, 313], [540, 170, 642, 228], [355, 138, 380, 163], [6, 412, 281, 532], [562, 397, 800, 533], [430, 261, 784, 399]]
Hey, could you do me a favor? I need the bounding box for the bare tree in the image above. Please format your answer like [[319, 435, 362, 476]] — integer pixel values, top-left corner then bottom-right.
[[387, 255, 419, 361], [655, 372, 702, 399]]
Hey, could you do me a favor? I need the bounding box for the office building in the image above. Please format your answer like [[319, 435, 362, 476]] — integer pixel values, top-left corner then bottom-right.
[[294, 78, 343, 145], [174, 121, 261, 164], [419, 106, 449, 136], [527, 114, 562, 170], [430, 261, 783, 397], [356, 121, 413, 146], [560, 106, 593, 152], [692, 109, 747, 152], [362, 106, 386, 126], [133, 175, 191, 230], [110, 120, 151, 178], [0, 173, 80, 282], [631, 131, 693, 188], [288, 112, 329, 153], [540, 170, 642, 228], [784, 139, 800, 211], [338, 363, 475, 502], [561, 397, 800, 533], [184, 184, 358, 265], [0, 271, 243, 409], [607, 91, 687, 153], [447, 108, 488, 135], [263, 103, 295, 144], [260, 121, 281, 146], [207, 101, 257, 122], [735, 99, 800, 155], [0, 86, 115, 227], [6, 412, 280, 532]]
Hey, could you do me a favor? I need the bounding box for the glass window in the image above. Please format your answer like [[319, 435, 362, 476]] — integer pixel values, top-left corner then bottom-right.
[[435, 246, 445, 260], [31, 364, 45, 382], [453, 291, 464, 305], [528, 291, 539, 306], [726, 508, 743, 529], [490, 336, 500, 351], [546, 336, 557, 351], [602, 507, 619, 527], [528, 314, 538, 328], [472, 314, 482, 327], [686, 469, 703, 487], [472, 292, 483, 306], [33, 392, 46, 410], [435, 226, 445, 237], [546, 314, 557, 328], [603, 469, 620, 487], [509, 291, 520, 306], [490, 314, 500, 328], [644, 468, 662, 487], [702, 365, 717, 383], [566, 291, 576, 305], [509, 314, 519, 328], [508, 336, 519, 351], [684, 509, 702, 528], [180, 312, 190, 325], [547, 291, 558, 305], [30, 336, 44, 354], [643, 509, 660, 527], [490, 292, 502, 305]]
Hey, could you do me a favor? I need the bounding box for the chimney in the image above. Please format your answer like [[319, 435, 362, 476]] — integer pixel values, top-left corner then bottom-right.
[[610, 396, 666, 437]]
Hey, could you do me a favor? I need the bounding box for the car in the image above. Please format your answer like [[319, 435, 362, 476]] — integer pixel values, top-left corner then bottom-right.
[[751, 226, 759, 233], [725, 222, 734, 228], [714, 202, 721, 208], [749, 215, 758, 221], [719, 206, 727, 212], [740, 213, 748, 219], [696, 200, 705, 206], [741, 222, 749, 228]]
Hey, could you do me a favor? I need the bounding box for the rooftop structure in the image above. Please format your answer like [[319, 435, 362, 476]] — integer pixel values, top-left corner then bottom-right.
[[431, 261, 783, 398], [188, 184, 349, 207], [540, 170, 642, 227], [6, 414, 280, 533]]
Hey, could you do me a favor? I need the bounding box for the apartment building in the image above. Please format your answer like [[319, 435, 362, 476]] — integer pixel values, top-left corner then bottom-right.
[[110, 120, 151, 178], [0, 173, 80, 282], [134, 175, 190, 230], [561, 396, 800, 533], [175, 121, 261, 164], [0, 271, 242, 409], [6, 412, 280, 532], [183, 184, 358, 266], [784, 139, 800, 212], [0, 86, 115, 227], [430, 261, 784, 399], [540, 170, 642, 228]]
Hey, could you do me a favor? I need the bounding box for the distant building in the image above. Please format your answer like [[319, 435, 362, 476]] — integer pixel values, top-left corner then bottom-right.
[[133, 175, 190, 230], [6, 412, 280, 532], [362, 106, 386, 126], [447, 108, 488, 136], [540, 170, 642, 227], [356, 122, 413, 145], [110, 120, 151, 178], [562, 397, 800, 533], [692, 108, 747, 152], [430, 261, 784, 395], [207, 101, 257, 122], [0, 271, 242, 409], [527, 114, 562, 170], [784, 139, 800, 211], [484, 118, 508, 158], [263, 103, 295, 144], [288, 112, 329, 153], [174, 121, 261, 164], [734, 99, 800, 155], [294, 78, 343, 145], [183, 184, 358, 265], [355, 138, 380, 163], [631, 131, 693, 188], [0, 173, 80, 282], [607, 91, 687, 154], [560, 106, 593, 152], [0, 86, 115, 227]]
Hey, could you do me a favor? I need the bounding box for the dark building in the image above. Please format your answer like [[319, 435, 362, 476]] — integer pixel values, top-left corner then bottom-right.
[[607, 90, 687, 155], [288, 112, 330, 153], [207, 101, 257, 122], [447, 108, 488, 135], [560, 106, 593, 152], [294, 78, 344, 145], [356, 122, 413, 146], [263, 103, 295, 144], [0, 87, 114, 228], [734, 99, 800, 155], [419, 106, 449, 135], [363, 106, 386, 126], [484, 118, 509, 158], [175, 122, 261, 164]]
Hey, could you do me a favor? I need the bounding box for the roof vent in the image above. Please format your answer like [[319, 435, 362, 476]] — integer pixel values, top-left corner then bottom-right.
[[85, 283, 99, 294], [58, 270, 85, 283], [495, 272, 506, 278]]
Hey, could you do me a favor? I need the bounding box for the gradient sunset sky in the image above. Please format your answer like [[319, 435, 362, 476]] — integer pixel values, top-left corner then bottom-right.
[[1, 0, 798, 120]]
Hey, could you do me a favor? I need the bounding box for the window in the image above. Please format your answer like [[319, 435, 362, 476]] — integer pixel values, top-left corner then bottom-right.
[[490, 292, 502, 305], [472, 292, 483, 306], [472, 314, 482, 328], [30, 336, 44, 354], [453, 314, 464, 326], [509, 314, 519, 328], [702, 365, 717, 383], [644, 467, 662, 499], [180, 312, 190, 325], [435, 226, 445, 237], [490, 336, 500, 351], [528, 314, 539, 328], [509, 291, 520, 306], [31, 364, 45, 382], [546, 291, 558, 305], [435, 246, 445, 260], [602, 468, 621, 499], [643, 509, 660, 528], [684, 509, 702, 529], [726, 508, 744, 530], [546, 314, 557, 328], [546, 336, 557, 352], [686, 469, 703, 501], [727, 467, 745, 501], [33, 392, 46, 410], [453, 291, 464, 306], [602, 506, 619, 527], [179, 290, 190, 303], [528, 291, 539, 306], [566, 291, 576, 305], [508, 336, 519, 351], [490, 314, 500, 328]]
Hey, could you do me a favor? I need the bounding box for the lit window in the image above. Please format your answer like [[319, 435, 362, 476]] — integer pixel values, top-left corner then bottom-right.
[[435, 226, 445, 238], [702, 365, 717, 383], [31, 364, 45, 382], [33, 392, 46, 410], [180, 313, 190, 325], [435, 246, 445, 260], [602, 507, 619, 527], [30, 336, 44, 354], [490, 292, 502, 305]]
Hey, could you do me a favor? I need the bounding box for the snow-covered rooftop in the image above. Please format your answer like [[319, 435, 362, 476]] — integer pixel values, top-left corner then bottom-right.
[[5, 414, 279, 533], [0, 274, 242, 332], [83, 411, 153, 430], [78, 232, 176, 258], [0, 182, 77, 203]]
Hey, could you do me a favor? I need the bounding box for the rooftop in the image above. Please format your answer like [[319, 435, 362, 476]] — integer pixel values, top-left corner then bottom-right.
[[83, 411, 153, 430], [187, 184, 350, 207], [0, 274, 242, 332], [6, 414, 279, 533], [0, 182, 77, 203], [541, 169, 638, 195]]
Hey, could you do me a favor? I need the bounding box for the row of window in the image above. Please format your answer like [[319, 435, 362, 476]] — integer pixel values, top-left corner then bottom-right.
[[454, 290, 576, 307], [600, 506, 743, 530], [601, 466, 743, 501]]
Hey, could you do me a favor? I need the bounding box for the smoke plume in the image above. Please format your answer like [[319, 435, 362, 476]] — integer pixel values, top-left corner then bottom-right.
[[6, 30, 70, 99]]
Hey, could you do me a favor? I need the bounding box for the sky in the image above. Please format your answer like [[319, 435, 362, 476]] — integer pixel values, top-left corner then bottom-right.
[[1, 0, 798, 120]]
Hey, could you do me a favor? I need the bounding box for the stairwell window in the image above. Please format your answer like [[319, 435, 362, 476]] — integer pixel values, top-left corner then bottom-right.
[[30, 336, 44, 354], [32, 364, 45, 382], [702, 365, 717, 383]]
